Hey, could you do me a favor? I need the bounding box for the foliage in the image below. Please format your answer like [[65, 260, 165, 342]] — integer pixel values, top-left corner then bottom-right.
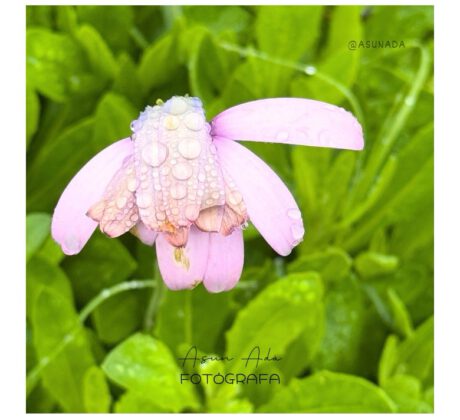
[[26, 5, 434, 413]]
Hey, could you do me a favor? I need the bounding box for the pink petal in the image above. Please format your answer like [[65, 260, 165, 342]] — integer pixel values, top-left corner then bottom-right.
[[203, 230, 244, 293], [214, 137, 304, 256], [131, 222, 157, 246], [51, 138, 134, 255], [211, 98, 364, 150], [155, 226, 210, 290]]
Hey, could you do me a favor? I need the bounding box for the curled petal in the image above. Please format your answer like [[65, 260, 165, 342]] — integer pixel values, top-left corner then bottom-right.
[[211, 98, 364, 150], [214, 137, 304, 256], [203, 229, 244, 293], [51, 138, 134, 255], [155, 226, 209, 290], [131, 222, 158, 246]]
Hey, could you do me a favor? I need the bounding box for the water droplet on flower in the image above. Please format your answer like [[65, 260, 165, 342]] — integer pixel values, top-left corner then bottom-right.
[[228, 191, 243, 205], [116, 196, 127, 209], [185, 204, 200, 221], [171, 207, 179, 215], [241, 221, 249, 230], [137, 194, 152, 208], [168, 97, 188, 115], [287, 208, 302, 220], [64, 235, 80, 254], [178, 139, 202, 159], [163, 115, 180, 130], [156, 212, 166, 221], [172, 162, 193, 180], [198, 173, 206, 183], [184, 112, 204, 131], [142, 142, 168, 167], [291, 224, 304, 241], [130, 120, 142, 132], [170, 183, 187, 199]]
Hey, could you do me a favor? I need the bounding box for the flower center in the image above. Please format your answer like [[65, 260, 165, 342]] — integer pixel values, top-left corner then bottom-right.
[[87, 96, 248, 246]]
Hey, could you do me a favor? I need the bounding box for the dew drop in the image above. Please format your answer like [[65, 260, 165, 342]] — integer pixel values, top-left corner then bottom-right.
[[185, 204, 200, 221], [404, 96, 415, 107], [142, 142, 168, 167], [305, 65, 317, 75], [116, 196, 127, 209], [291, 224, 305, 241], [198, 173, 206, 183], [287, 208, 302, 220], [172, 162, 193, 180], [137, 194, 152, 208], [168, 97, 188, 115], [184, 112, 205, 131], [156, 212, 166, 221], [241, 221, 249, 230], [178, 138, 202, 159], [228, 191, 243, 205], [64, 235, 81, 254], [163, 115, 180, 130], [171, 207, 179, 216], [170, 183, 187, 199], [130, 119, 142, 132]]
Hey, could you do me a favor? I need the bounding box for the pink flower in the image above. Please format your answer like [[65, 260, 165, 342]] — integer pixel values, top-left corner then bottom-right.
[[52, 96, 363, 292]]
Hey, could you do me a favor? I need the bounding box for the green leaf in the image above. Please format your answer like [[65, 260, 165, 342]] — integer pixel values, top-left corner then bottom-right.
[[288, 247, 352, 285], [26, 28, 88, 102], [76, 5, 134, 52], [26, 86, 40, 146], [355, 252, 399, 279], [378, 316, 433, 388], [27, 117, 95, 212], [382, 374, 432, 413], [183, 6, 250, 35], [387, 288, 413, 338], [56, 6, 78, 35], [291, 6, 363, 104], [255, 6, 322, 60], [102, 333, 199, 413], [26, 213, 51, 261], [83, 366, 111, 413], [112, 53, 144, 106], [92, 92, 136, 147], [254, 6, 323, 96], [92, 290, 148, 345], [312, 275, 387, 377], [226, 272, 324, 372], [26, 256, 73, 319], [138, 29, 181, 92], [62, 232, 137, 305], [188, 29, 238, 104], [115, 392, 169, 413], [197, 358, 253, 413], [155, 285, 232, 354], [31, 287, 95, 412], [76, 24, 118, 80], [259, 371, 396, 413]]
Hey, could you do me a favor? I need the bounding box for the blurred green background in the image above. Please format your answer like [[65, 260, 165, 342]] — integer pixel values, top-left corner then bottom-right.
[[26, 5, 434, 413]]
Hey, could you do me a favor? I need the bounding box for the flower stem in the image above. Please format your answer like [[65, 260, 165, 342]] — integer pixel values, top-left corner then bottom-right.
[[26, 279, 156, 397], [143, 265, 164, 332]]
